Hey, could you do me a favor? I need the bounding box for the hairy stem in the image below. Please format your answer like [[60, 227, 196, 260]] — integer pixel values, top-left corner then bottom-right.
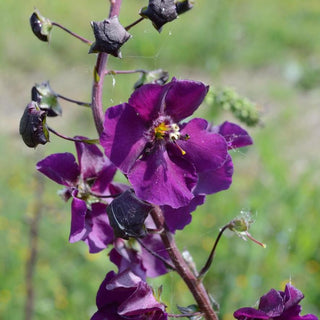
[[91, 0, 123, 136], [151, 207, 218, 320]]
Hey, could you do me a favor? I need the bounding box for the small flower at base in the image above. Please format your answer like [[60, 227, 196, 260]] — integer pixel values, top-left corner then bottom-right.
[[29, 9, 52, 42], [89, 16, 132, 58], [234, 283, 318, 320], [19, 101, 49, 148], [31, 81, 62, 117]]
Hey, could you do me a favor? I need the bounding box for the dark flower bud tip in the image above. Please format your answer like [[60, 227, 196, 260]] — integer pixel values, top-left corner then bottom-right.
[[107, 189, 153, 239], [89, 16, 131, 58], [134, 69, 169, 89], [140, 0, 178, 32], [19, 101, 49, 148], [29, 9, 52, 42], [31, 81, 62, 117]]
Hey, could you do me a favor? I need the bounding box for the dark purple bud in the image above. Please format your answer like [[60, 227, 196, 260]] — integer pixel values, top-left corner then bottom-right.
[[29, 9, 52, 42], [140, 0, 178, 32], [107, 189, 153, 239], [19, 101, 49, 148], [89, 16, 131, 58], [31, 81, 62, 117], [134, 69, 169, 89], [175, 0, 194, 15]]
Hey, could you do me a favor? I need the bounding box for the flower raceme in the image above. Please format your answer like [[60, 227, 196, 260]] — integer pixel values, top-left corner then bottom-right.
[[100, 78, 253, 209], [36, 139, 118, 253]]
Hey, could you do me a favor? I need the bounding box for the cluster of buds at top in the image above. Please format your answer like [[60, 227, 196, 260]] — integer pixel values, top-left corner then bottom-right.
[[140, 0, 194, 32]]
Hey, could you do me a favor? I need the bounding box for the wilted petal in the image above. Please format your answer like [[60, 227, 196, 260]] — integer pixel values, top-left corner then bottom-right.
[[194, 155, 233, 195], [36, 153, 79, 187], [164, 79, 208, 122], [128, 145, 197, 208], [179, 118, 228, 172], [100, 103, 148, 173]]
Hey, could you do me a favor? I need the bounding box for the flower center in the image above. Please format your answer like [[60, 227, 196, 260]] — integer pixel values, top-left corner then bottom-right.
[[154, 122, 181, 141]]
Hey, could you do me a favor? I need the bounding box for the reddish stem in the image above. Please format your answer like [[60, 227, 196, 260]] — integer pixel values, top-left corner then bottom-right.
[[91, 0, 123, 136], [151, 207, 218, 320]]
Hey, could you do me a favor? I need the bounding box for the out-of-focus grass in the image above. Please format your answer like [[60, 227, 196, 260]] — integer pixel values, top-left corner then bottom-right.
[[1, 0, 320, 319]]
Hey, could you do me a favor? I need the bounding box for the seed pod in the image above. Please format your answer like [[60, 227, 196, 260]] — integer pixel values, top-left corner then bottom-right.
[[29, 9, 52, 42], [107, 189, 152, 239], [19, 101, 49, 148], [31, 81, 62, 117], [89, 16, 131, 58], [140, 0, 178, 32]]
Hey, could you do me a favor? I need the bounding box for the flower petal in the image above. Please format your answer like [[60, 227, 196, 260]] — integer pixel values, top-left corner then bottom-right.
[[194, 155, 233, 195], [69, 197, 87, 243], [128, 83, 164, 122], [36, 153, 79, 187], [162, 195, 205, 233], [284, 283, 304, 309], [217, 121, 253, 149], [179, 118, 229, 172], [234, 307, 269, 320], [164, 78, 208, 122], [259, 288, 284, 316], [75, 138, 113, 180], [128, 145, 197, 208], [100, 103, 148, 174]]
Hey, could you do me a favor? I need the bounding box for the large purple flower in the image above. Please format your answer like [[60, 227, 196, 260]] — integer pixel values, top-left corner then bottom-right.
[[91, 270, 167, 320], [234, 283, 318, 320], [36, 140, 117, 253], [101, 78, 231, 208]]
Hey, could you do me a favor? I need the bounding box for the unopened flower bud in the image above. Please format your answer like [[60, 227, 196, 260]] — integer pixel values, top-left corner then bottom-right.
[[107, 189, 153, 239], [89, 16, 131, 58], [134, 69, 169, 89], [31, 81, 62, 117], [19, 101, 49, 148], [140, 0, 178, 32], [29, 9, 52, 42], [175, 0, 194, 15]]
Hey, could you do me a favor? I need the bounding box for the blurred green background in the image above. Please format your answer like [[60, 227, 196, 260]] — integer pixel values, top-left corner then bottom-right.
[[1, 0, 319, 319]]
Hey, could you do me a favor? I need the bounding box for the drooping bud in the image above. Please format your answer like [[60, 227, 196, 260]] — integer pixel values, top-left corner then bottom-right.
[[89, 16, 131, 58], [29, 9, 52, 42], [19, 101, 49, 148], [31, 81, 62, 117], [175, 0, 194, 15], [134, 69, 169, 89], [229, 210, 266, 248], [140, 0, 178, 32], [107, 189, 153, 239]]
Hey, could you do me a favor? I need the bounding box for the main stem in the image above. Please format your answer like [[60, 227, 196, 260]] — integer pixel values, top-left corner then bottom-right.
[[151, 207, 219, 320], [91, 0, 123, 136], [91, 2, 218, 319]]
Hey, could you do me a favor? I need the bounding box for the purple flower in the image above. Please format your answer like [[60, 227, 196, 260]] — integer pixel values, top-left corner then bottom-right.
[[91, 270, 167, 320], [110, 234, 172, 280], [36, 140, 117, 253], [100, 78, 232, 209], [234, 283, 318, 320]]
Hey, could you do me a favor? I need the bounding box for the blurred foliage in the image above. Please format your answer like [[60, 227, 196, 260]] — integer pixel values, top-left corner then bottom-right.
[[1, 0, 320, 319]]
